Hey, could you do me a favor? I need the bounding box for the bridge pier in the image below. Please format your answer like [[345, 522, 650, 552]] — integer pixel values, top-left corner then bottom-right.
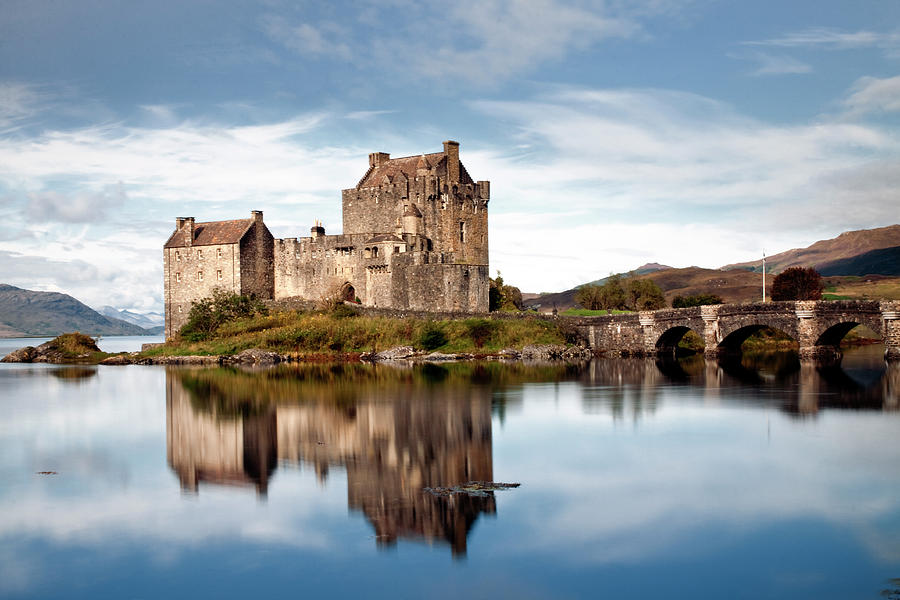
[[884, 303, 900, 361]]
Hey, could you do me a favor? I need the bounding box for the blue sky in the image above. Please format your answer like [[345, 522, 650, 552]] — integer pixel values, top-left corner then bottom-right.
[[0, 0, 898, 312]]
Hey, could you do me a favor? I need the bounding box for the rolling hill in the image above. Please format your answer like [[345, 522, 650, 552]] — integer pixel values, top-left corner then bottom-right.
[[0, 284, 155, 337], [722, 225, 900, 274]]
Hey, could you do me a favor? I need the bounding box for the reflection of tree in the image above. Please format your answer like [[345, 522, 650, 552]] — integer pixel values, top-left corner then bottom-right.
[[166, 362, 575, 555], [580, 360, 662, 421]]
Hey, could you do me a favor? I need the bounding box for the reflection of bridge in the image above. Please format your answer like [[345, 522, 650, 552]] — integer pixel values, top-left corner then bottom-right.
[[574, 300, 900, 359], [580, 353, 899, 416]]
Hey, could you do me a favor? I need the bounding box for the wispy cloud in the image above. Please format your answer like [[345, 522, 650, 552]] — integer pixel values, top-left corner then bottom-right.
[[260, 0, 691, 85], [745, 27, 900, 57], [26, 183, 128, 224], [841, 75, 900, 116], [730, 51, 812, 76], [261, 16, 352, 61], [467, 84, 900, 289], [0, 82, 49, 131]]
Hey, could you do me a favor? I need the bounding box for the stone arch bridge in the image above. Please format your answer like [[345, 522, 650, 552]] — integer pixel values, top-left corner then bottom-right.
[[572, 300, 900, 360]]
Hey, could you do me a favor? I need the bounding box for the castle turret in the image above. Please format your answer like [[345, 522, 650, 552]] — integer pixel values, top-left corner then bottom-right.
[[401, 203, 423, 236], [311, 220, 325, 240]]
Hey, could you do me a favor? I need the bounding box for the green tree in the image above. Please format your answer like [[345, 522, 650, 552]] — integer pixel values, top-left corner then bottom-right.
[[180, 288, 268, 341], [489, 272, 523, 311], [672, 293, 724, 308], [771, 267, 824, 301], [574, 283, 604, 310], [625, 277, 666, 310], [598, 274, 627, 310]]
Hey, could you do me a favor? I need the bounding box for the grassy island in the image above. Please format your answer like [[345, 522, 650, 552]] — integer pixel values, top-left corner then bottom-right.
[[146, 307, 574, 359]]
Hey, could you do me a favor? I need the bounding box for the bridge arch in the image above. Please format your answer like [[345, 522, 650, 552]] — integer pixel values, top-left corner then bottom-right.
[[813, 318, 883, 348], [655, 326, 703, 355], [717, 324, 797, 354]]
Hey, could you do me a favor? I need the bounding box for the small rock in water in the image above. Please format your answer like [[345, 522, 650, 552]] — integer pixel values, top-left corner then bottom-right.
[[424, 481, 521, 497]]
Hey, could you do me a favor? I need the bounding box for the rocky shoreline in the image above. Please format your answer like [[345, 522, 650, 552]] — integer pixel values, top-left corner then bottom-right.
[[2, 342, 594, 366]]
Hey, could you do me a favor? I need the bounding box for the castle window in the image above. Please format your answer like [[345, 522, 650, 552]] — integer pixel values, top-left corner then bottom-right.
[[372, 247, 378, 258], [217, 269, 223, 281], [197, 271, 203, 282], [217, 248, 222, 259], [198, 249, 203, 260], [175, 250, 181, 261], [178, 306, 182, 313], [175, 272, 181, 283], [393, 246, 400, 254], [459, 222, 466, 244]]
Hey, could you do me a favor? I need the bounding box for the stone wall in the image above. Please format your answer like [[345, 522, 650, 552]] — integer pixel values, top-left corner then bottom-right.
[[238, 217, 275, 300]]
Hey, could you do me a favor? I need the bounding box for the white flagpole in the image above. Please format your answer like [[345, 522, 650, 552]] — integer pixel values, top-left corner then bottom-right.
[[762, 251, 766, 303]]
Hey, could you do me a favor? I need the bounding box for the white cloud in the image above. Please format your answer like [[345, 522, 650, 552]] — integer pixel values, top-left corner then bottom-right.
[[0, 82, 48, 131], [841, 75, 900, 116], [26, 183, 128, 223], [260, 0, 692, 85], [745, 27, 900, 56], [466, 85, 900, 290], [731, 51, 812, 76]]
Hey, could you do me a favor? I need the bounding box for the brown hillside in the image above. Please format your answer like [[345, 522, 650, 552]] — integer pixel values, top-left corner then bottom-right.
[[722, 224, 900, 274]]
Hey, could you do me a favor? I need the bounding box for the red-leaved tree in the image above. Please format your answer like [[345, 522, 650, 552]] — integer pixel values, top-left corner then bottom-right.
[[770, 267, 824, 301]]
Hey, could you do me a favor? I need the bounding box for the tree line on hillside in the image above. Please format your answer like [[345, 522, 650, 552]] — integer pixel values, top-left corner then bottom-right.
[[572, 266, 824, 311]]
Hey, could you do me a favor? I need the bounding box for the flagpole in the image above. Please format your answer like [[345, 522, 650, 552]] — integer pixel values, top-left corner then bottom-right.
[[762, 251, 766, 303]]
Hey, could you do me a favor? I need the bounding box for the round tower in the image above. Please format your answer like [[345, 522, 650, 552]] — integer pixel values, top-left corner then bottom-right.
[[401, 203, 423, 236]]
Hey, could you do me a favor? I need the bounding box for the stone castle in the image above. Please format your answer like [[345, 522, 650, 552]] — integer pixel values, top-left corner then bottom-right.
[[164, 141, 490, 338]]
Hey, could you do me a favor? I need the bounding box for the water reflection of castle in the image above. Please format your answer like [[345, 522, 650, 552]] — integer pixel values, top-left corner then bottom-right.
[[166, 367, 496, 555]]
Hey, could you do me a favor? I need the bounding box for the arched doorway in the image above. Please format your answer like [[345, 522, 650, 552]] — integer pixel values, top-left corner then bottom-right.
[[341, 282, 356, 302]]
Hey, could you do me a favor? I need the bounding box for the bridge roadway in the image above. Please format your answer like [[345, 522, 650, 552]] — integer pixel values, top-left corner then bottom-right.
[[570, 300, 900, 360]]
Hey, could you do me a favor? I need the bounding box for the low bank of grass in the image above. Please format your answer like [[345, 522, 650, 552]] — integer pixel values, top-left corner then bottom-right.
[[561, 308, 633, 317], [144, 309, 574, 357]]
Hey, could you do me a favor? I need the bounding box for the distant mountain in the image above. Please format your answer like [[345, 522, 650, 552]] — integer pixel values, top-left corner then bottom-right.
[[98, 306, 164, 329], [0, 284, 154, 337], [721, 225, 900, 275], [817, 246, 900, 277]]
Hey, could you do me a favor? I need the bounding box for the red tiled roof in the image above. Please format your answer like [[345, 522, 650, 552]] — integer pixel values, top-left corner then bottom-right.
[[358, 152, 445, 188], [164, 218, 254, 248]]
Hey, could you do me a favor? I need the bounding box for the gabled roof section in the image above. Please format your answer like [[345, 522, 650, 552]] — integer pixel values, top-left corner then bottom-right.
[[358, 152, 445, 188], [164, 218, 255, 248]]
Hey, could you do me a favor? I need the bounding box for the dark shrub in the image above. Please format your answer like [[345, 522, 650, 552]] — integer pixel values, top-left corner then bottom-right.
[[418, 322, 448, 351]]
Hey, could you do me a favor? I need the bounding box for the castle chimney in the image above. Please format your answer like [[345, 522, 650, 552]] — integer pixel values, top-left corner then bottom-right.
[[311, 219, 325, 240], [369, 152, 390, 167], [443, 140, 459, 183], [183, 217, 195, 247], [252, 210, 263, 222]]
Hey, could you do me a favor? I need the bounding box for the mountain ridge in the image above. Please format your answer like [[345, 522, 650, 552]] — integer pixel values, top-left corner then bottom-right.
[[0, 284, 156, 337]]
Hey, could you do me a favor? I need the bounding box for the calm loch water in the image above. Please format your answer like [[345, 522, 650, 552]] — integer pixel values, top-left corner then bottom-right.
[[1, 347, 899, 599]]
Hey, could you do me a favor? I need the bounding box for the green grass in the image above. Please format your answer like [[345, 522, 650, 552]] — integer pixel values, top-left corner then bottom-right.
[[561, 308, 633, 316], [822, 293, 853, 300], [145, 309, 574, 358]]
